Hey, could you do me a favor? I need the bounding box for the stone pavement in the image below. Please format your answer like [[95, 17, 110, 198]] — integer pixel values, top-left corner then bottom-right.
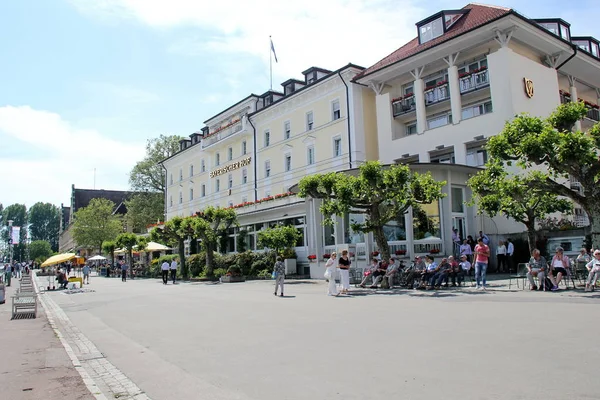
[[0, 282, 93, 400], [37, 273, 600, 400]]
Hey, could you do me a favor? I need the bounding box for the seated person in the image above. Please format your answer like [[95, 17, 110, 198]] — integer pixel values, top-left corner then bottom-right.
[[526, 249, 555, 291], [56, 270, 68, 289], [429, 258, 452, 289], [372, 258, 399, 288], [420, 255, 438, 289], [369, 261, 388, 288], [585, 249, 600, 292], [444, 256, 459, 287], [549, 247, 569, 289], [359, 258, 380, 288], [577, 248, 591, 263], [456, 255, 472, 286], [403, 256, 426, 289]]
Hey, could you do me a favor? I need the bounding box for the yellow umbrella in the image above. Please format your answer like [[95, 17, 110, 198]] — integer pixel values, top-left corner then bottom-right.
[[41, 253, 76, 267]]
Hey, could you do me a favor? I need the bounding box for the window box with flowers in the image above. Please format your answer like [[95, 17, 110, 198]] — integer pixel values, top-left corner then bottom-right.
[[371, 251, 380, 257], [395, 249, 407, 256], [308, 254, 317, 262], [429, 248, 440, 254], [323, 254, 331, 260]]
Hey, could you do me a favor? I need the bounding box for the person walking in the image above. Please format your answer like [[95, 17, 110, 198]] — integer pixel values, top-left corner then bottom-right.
[[474, 237, 490, 290], [120, 260, 128, 282], [170, 258, 178, 284], [82, 264, 91, 285], [325, 252, 339, 296], [506, 238, 515, 273], [338, 249, 351, 294], [161, 260, 170, 285], [273, 256, 285, 297]]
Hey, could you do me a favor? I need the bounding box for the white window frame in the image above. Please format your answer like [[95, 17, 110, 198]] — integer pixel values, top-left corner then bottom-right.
[[189, 188, 194, 201], [215, 153, 220, 166], [201, 159, 205, 172], [189, 164, 194, 177], [201, 184, 206, 197], [264, 130, 270, 147], [332, 99, 341, 121], [333, 136, 342, 157], [170, 173, 173, 185], [169, 195, 173, 207], [179, 168, 183, 181], [228, 147, 233, 161], [427, 113, 452, 130], [242, 168, 248, 184], [228, 173, 233, 189], [242, 141, 247, 155], [406, 122, 417, 136], [179, 191, 183, 204], [284, 153, 292, 172], [242, 196, 248, 203], [461, 100, 493, 120], [307, 146, 315, 165], [216, 179, 220, 192], [466, 146, 488, 167], [265, 160, 271, 178], [284, 120, 291, 140], [306, 111, 314, 131]]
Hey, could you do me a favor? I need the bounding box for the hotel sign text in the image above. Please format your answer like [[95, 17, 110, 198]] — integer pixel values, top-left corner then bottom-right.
[[210, 156, 252, 178]]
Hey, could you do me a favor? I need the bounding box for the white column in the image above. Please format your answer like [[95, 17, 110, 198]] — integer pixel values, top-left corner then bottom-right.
[[569, 76, 582, 132], [411, 67, 426, 134], [405, 208, 414, 258], [445, 53, 462, 125]]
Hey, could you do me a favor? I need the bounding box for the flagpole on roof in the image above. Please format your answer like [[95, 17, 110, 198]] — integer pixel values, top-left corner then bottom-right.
[[269, 35, 273, 90]]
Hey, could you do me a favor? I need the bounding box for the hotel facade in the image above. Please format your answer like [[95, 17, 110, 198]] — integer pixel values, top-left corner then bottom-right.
[[163, 3, 600, 275]]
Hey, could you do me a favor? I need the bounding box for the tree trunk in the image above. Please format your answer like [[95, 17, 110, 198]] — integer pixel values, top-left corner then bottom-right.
[[525, 222, 536, 256], [373, 227, 390, 262], [587, 211, 600, 250], [178, 238, 187, 279], [205, 242, 215, 277]]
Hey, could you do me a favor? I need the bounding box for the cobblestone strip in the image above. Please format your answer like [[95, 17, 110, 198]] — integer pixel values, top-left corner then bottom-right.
[[34, 273, 151, 400]]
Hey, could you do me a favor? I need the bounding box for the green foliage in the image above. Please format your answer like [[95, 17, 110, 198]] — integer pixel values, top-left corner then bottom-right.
[[257, 225, 300, 254], [116, 233, 147, 266], [29, 240, 53, 263], [257, 269, 272, 279], [469, 159, 572, 252], [212, 268, 227, 278], [236, 229, 248, 253], [151, 254, 178, 277], [187, 252, 206, 277], [73, 198, 122, 252], [150, 216, 188, 278], [124, 193, 164, 234], [28, 202, 60, 252], [280, 248, 297, 259], [298, 161, 445, 261], [226, 265, 242, 276], [102, 240, 117, 265], [483, 102, 600, 245], [180, 207, 237, 277], [129, 134, 183, 193]]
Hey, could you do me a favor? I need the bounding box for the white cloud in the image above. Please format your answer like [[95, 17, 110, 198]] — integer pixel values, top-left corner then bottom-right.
[[0, 106, 145, 208], [70, 0, 427, 79], [84, 82, 160, 103]]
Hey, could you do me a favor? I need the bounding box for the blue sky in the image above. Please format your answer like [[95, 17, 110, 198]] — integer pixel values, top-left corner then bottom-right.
[[0, 0, 598, 208]]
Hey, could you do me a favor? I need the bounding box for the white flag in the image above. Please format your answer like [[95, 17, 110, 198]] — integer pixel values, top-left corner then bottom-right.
[[11, 226, 20, 244]]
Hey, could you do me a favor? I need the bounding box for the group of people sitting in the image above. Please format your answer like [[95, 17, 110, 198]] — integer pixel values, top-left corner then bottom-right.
[[526, 247, 600, 292], [358, 254, 473, 290]]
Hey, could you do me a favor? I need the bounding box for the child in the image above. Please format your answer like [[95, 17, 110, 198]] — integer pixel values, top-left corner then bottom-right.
[[273, 257, 285, 297]]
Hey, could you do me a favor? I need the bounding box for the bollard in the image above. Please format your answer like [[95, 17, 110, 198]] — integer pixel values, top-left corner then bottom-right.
[[0, 283, 5, 304]]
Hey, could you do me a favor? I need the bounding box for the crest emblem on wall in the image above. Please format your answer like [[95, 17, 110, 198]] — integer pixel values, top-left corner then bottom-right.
[[523, 78, 534, 98]]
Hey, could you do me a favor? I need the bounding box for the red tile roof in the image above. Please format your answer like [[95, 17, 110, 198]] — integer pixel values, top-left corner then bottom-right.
[[355, 4, 512, 80]]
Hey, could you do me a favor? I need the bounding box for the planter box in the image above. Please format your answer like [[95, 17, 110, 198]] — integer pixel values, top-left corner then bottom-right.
[[219, 276, 246, 283], [284, 259, 297, 275]]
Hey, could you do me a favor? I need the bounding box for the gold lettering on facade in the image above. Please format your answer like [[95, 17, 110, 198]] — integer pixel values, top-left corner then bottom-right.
[[523, 78, 534, 98], [210, 156, 252, 178]]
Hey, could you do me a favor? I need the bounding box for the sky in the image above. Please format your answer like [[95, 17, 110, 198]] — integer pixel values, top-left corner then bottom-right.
[[0, 0, 598, 209]]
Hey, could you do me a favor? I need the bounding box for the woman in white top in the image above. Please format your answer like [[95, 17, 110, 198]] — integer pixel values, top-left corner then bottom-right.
[[496, 240, 507, 273], [550, 247, 569, 289], [325, 252, 339, 296]]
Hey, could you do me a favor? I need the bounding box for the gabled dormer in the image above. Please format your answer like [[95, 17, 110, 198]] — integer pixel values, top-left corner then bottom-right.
[[281, 78, 305, 95], [179, 139, 192, 151], [572, 36, 600, 59], [189, 132, 202, 145], [302, 67, 331, 85], [258, 90, 285, 109], [534, 18, 571, 41], [201, 126, 209, 137], [416, 9, 469, 44]]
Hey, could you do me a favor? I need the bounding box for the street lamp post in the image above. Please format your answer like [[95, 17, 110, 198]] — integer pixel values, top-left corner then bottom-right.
[[8, 220, 13, 266]]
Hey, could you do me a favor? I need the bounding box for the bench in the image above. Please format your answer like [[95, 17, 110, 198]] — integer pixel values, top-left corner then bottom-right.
[[11, 293, 38, 319]]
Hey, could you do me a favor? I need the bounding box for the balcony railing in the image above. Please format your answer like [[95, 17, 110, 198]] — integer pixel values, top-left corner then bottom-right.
[[201, 121, 243, 148], [459, 69, 489, 94], [392, 95, 416, 117], [425, 83, 449, 105], [586, 107, 600, 122], [560, 92, 571, 104]]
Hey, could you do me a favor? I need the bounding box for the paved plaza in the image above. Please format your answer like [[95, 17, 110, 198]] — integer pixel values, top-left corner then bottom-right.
[[30, 274, 600, 400]]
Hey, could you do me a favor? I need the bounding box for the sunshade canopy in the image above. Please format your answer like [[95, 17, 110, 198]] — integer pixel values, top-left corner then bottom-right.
[[145, 241, 170, 251], [87, 255, 107, 261], [41, 253, 76, 267]]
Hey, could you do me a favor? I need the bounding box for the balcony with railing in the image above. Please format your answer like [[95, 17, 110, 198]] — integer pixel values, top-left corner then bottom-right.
[[459, 68, 489, 94], [586, 107, 600, 122], [201, 120, 243, 148], [392, 94, 416, 117], [425, 83, 450, 105]]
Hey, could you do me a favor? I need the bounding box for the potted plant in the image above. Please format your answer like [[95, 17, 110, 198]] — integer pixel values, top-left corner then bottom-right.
[[430, 248, 440, 254], [308, 254, 317, 262], [220, 265, 245, 283], [323, 253, 331, 260], [395, 249, 407, 256]]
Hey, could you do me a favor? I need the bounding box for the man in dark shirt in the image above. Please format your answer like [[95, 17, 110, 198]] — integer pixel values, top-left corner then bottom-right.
[[404, 256, 426, 289]]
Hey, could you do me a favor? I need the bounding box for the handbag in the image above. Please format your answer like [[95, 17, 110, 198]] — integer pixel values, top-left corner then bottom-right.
[[271, 271, 277, 279], [324, 269, 332, 280], [364, 270, 372, 277]]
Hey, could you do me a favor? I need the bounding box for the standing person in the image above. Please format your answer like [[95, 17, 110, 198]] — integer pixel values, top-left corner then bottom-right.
[[161, 259, 170, 285], [478, 231, 490, 245], [452, 228, 461, 256], [496, 240, 507, 273], [459, 239, 473, 263], [82, 264, 91, 285], [273, 256, 285, 297], [120, 260, 128, 282], [325, 252, 339, 296], [474, 237, 490, 290], [170, 258, 178, 284], [506, 238, 515, 273], [467, 235, 476, 254], [338, 249, 351, 294]]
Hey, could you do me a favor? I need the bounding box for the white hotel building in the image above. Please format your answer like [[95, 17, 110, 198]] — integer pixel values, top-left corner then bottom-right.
[[163, 3, 600, 275]]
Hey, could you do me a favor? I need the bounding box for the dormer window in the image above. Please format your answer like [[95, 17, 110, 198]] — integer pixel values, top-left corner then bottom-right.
[[535, 19, 570, 41], [265, 96, 272, 106], [417, 10, 467, 44], [307, 71, 317, 84], [572, 37, 600, 58]]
